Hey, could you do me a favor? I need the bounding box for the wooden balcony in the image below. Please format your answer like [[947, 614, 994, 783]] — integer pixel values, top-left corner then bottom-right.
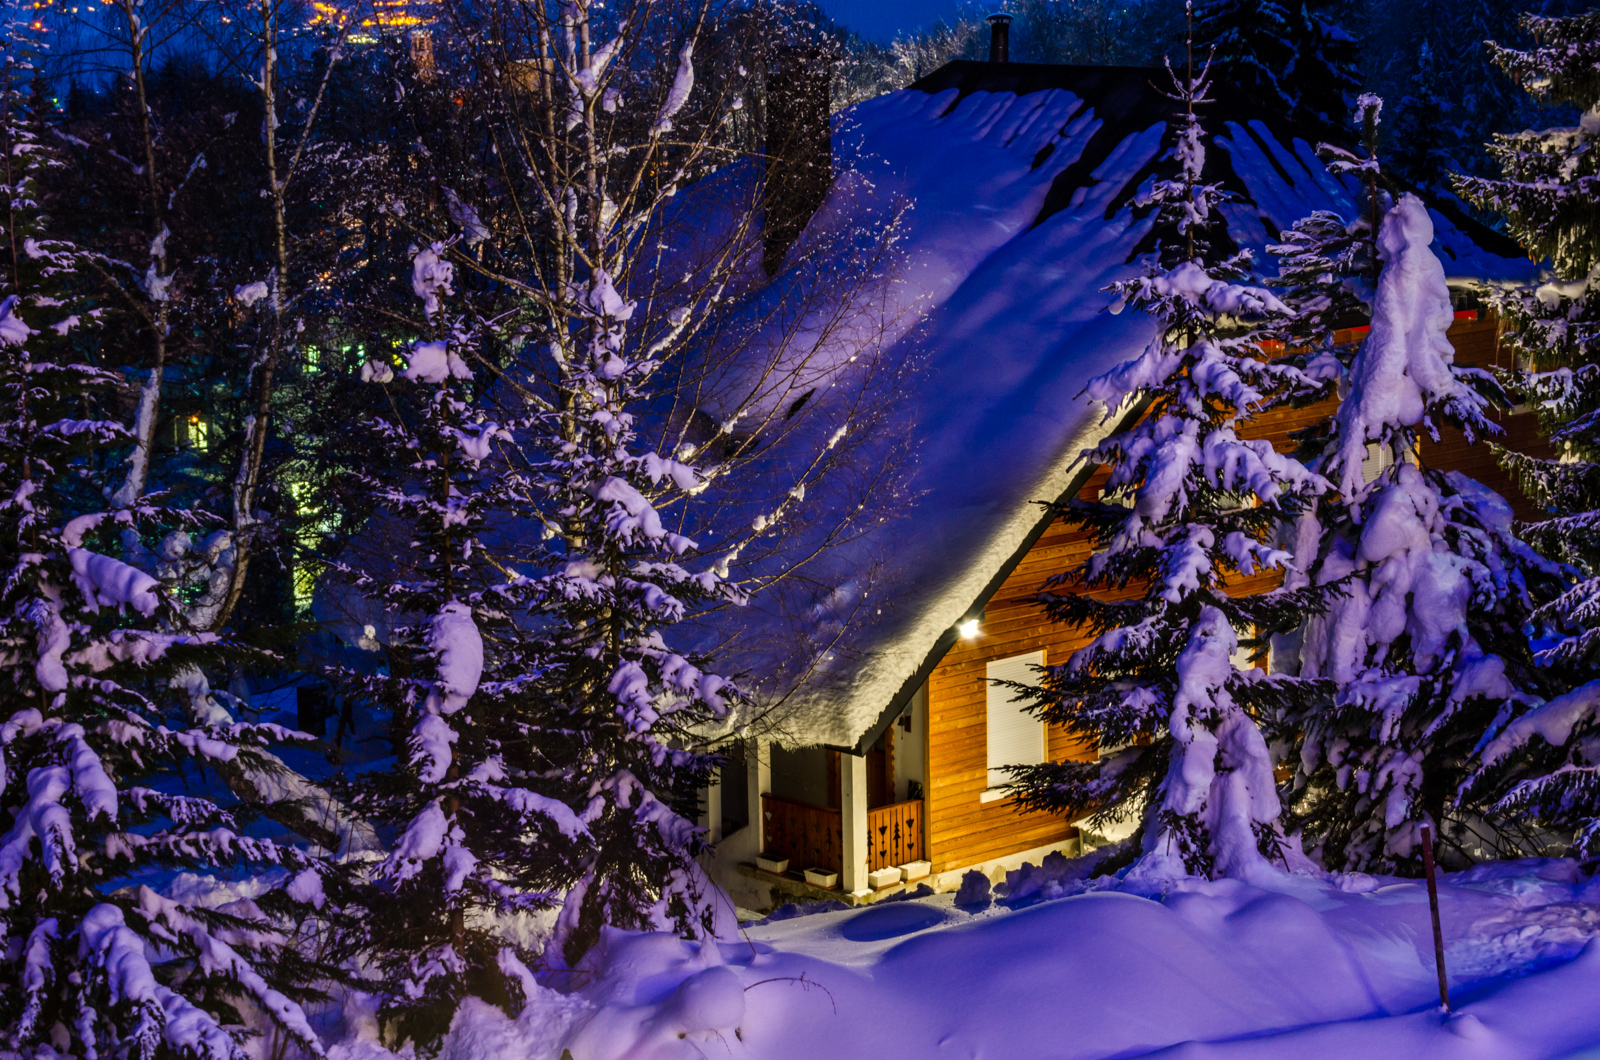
[[760, 793, 925, 879]]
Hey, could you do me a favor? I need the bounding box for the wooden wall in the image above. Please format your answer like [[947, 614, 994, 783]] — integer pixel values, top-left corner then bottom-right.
[[924, 483, 1103, 876], [1241, 314, 1550, 517], [1419, 314, 1551, 520], [922, 312, 1543, 876]]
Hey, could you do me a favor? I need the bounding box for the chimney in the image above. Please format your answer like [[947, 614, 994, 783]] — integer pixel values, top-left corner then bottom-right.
[[987, 13, 1013, 63], [763, 35, 835, 276]]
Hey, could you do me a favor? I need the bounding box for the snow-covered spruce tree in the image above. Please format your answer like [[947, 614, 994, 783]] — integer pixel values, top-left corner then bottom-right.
[[517, 270, 742, 970], [0, 41, 353, 1042], [1262, 93, 1382, 690], [0, 296, 341, 1059], [1451, 11, 1600, 858], [345, 232, 740, 1043], [1284, 193, 1567, 871], [335, 252, 584, 1045], [0, 1, 107, 350], [1005, 45, 1334, 884], [348, 0, 910, 1003], [1263, 92, 1389, 627], [0, 0, 51, 301], [376, 0, 864, 966], [469, 1, 747, 968], [1454, 11, 1600, 676]]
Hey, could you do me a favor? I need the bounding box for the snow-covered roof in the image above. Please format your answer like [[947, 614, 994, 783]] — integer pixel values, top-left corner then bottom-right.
[[723, 61, 1539, 753]]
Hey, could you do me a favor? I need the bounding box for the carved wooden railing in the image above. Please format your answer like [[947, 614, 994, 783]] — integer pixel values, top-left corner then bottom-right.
[[760, 794, 926, 879], [867, 798, 923, 872], [761, 793, 841, 874]]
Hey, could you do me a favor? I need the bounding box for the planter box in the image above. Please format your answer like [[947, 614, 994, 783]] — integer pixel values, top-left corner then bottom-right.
[[899, 860, 932, 882], [755, 854, 789, 875], [802, 867, 839, 889], [868, 867, 903, 890]]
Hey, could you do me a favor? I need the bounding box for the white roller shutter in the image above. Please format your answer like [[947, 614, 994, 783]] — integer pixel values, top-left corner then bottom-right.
[[1360, 441, 1391, 482], [986, 651, 1046, 789]]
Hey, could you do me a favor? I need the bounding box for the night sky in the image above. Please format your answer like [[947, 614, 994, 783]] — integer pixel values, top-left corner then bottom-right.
[[816, 0, 967, 42]]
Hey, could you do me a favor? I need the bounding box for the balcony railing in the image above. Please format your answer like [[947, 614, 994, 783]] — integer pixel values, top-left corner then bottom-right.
[[761, 793, 841, 874], [760, 793, 925, 879], [867, 798, 923, 872]]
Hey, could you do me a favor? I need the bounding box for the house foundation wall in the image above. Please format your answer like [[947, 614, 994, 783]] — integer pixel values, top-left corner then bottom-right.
[[926, 835, 1084, 894]]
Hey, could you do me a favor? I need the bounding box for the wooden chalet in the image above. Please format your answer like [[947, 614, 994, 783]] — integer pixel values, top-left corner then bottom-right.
[[701, 45, 1546, 909]]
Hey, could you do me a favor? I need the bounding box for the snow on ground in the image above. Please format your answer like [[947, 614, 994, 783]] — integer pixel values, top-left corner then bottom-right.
[[504, 859, 1600, 1060]]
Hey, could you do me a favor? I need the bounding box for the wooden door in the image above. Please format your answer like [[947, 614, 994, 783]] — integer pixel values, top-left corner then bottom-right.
[[867, 729, 889, 808]]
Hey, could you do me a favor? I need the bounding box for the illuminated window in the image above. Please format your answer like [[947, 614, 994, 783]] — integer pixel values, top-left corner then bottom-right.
[[293, 564, 317, 612], [289, 480, 318, 612], [287, 479, 339, 614], [1361, 441, 1415, 481], [181, 412, 208, 452]]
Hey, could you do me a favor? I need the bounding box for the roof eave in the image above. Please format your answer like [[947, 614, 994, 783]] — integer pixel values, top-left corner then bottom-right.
[[838, 397, 1148, 757]]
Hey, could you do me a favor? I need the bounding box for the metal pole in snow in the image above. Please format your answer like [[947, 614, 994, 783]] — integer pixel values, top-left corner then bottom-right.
[[1420, 822, 1450, 1013]]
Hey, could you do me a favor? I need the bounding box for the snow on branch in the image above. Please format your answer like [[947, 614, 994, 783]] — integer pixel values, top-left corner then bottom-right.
[[651, 41, 695, 135], [1325, 195, 1493, 501]]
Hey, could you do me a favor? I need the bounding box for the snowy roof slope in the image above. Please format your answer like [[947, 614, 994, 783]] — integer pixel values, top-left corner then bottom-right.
[[730, 63, 1539, 752]]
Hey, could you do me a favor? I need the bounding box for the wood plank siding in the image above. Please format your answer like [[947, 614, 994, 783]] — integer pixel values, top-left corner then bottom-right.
[[1417, 314, 1551, 520], [922, 312, 1541, 876]]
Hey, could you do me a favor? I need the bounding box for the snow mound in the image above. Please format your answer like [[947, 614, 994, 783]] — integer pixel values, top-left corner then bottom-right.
[[558, 866, 1600, 1060], [327, 983, 588, 1060]]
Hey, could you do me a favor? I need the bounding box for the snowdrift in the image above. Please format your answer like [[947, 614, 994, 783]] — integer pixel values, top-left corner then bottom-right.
[[514, 860, 1600, 1060]]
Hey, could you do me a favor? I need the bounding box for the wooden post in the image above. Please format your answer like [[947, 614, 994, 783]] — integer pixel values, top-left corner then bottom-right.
[[1420, 822, 1450, 1012], [840, 751, 869, 894], [701, 764, 723, 845], [747, 738, 770, 855]]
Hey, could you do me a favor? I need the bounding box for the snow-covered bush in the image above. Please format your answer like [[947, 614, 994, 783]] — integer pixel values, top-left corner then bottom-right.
[[954, 870, 992, 909], [1005, 42, 1335, 883]]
